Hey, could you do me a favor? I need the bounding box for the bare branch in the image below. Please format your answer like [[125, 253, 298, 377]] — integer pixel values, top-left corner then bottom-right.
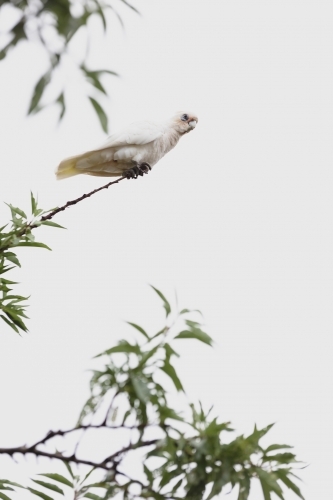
[[0, 438, 158, 471], [40, 176, 127, 223], [102, 439, 158, 465]]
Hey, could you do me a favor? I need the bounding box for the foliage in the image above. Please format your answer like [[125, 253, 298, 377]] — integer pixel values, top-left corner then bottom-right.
[[0, 193, 64, 334], [0, 288, 305, 500], [0, 0, 138, 131]]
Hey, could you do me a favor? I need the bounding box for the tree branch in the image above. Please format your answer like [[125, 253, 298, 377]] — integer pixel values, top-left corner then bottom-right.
[[30, 422, 134, 448], [0, 438, 158, 471], [40, 175, 127, 223], [102, 439, 158, 465]]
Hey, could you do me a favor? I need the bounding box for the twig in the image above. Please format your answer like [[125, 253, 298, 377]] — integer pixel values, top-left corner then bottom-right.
[[0, 176, 128, 254], [0, 446, 110, 470], [0, 439, 158, 471], [40, 176, 127, 223], [29, 422, 148, 448], [102, 439, 157, 465], [101, 390, 120, 426]]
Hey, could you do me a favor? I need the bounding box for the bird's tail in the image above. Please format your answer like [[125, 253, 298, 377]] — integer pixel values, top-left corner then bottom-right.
[[55, 155, 82, 180]]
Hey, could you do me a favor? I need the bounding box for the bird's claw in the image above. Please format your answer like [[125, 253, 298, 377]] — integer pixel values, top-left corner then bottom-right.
[[124, 163, 152, 180]]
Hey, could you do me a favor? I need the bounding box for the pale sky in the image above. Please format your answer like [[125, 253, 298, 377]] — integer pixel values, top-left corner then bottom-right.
[[0, 1, 332, 499]]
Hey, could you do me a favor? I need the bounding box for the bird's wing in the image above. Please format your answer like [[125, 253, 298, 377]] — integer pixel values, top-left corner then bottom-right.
[[99, 120, 164, 149]]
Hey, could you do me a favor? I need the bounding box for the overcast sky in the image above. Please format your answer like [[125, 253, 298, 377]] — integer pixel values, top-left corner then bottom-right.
[[0, 1, 332, 499]]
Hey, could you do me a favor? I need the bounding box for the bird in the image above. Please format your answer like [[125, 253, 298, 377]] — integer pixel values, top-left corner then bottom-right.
[[55, 111, 198, 180]]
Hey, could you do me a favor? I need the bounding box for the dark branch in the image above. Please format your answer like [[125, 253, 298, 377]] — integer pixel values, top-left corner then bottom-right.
[[102, 439, 157, 465], [0, 438, 158, 471], [0, 446, 111, 470], [30, 422, 134, 448], [0, 176, 129, 254], [40, 175, 127, 223]]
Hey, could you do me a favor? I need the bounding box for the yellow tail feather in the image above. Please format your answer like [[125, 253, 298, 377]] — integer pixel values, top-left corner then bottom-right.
[[55, 157, 81, 180]]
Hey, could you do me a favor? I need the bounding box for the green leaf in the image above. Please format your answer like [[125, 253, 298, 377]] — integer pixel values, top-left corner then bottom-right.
[[164, 343, 179, 360], [265, 444, 294, 453], [80, 482, 109, 490], [205, 418, 232, 436], [275, 470, 305, 499], [3, 252, 21, 267], [56, 92, 66, 121], [31, 192, 38, 215], [0, 492, 12, 500], [171, 477, 183, 494], [80, 469, 95, 485], [38, 474, 73, 488], [174, 329, 213, 346], [121, 409, 132, 425], [160, 361, 184, 392], [237, 476, 250, 500], [41, 221, 66, 229], [31, 480, 64, 495], [89, 97, 108, 133], [87, 75, 107, 95], [6, 204, 27, 219], [120, 0, 140, 14], [1, 309, 28, 332], [94, 341, 140, 357], [179, 308, 202, 315], [262, 452, 296, 464], [131, 376, 151, 403], [126, 322, 149, 339], [28, 488, 55, 500], [93, 69, 119, 77], [158, 406, 184, 423], [14, 242, 51, 250], [144, 464, 154, 484], [0, 315, 21, 334], [0, 481, 23, 489], [138, 345, 160, 367], [83, 493, 104, 500], [62, 462, 74, 480], [28, 69, 51, 114], [259, 477, 271, 500], [151, 327, 167, 339], [257, 470, 283, 500], [207, 474, 230, 500], [150, 285, 171, 317]]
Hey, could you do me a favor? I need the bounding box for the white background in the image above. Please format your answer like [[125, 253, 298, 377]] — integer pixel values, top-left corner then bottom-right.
[[0, 0, 332, 498]]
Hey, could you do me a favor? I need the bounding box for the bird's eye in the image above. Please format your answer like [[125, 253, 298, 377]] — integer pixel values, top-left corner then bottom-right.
[[181, 114, 189, 121]]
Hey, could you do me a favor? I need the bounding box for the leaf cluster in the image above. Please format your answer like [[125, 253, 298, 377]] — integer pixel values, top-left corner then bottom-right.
[[0, 0, 137, 131], [0, 288, 305, 500], [0, 193, 63, 333]]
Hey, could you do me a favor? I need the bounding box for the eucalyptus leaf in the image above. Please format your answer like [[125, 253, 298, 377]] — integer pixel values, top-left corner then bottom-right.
[[27, 488, 55, 500], [31, 480, 64, 495], [38, 474, 73, 488], [126, 321, 149, 339], [89, 97, 108, 133], [150, 285, 171, 317], [174, 329, 213, 346]]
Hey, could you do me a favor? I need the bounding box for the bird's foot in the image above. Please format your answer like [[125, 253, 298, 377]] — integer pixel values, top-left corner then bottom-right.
[[124, 163, 151, 179], [139, 162, 152, 174]]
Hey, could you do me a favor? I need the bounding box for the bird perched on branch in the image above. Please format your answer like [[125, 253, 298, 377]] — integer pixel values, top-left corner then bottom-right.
[[56, 112, 198, 180]]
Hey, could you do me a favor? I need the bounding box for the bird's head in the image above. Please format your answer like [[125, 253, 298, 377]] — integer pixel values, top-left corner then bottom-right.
[[171, 112, 198, 134]]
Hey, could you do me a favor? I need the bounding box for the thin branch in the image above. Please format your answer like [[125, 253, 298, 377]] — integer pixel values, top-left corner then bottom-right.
[[102, 439, 157, 465], [0, 439, 158, 471], [29, 422, 148, 448], [101, 390, 120, 426], [0, 175, 129, 254], [39, 176, 127, 223]]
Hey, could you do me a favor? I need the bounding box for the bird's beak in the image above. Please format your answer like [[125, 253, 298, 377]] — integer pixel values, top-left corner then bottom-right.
[[188, 120, 197, 128]]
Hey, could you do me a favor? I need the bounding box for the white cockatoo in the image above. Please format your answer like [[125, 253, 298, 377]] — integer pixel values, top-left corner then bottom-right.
[[56, 111, 198, 180]]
